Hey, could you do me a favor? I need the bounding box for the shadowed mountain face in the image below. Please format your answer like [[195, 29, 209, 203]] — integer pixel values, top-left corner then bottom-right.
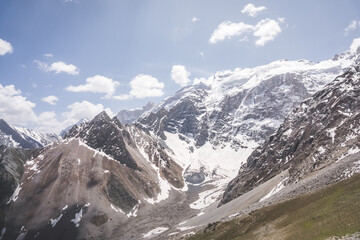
[[221, 63, 360, 205], [65, 112, 140, 170]]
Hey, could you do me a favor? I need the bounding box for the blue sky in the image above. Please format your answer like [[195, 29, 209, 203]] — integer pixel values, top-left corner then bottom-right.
[[0, 0, 359, 133]]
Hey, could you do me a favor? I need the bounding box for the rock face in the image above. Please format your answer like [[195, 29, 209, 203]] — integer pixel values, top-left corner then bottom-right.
[[66, 112, 140, 170], [0, 119, 60, 148], [221, 62, 360, 205], [0, 146, 40, 206], [137, 43, 359, 186], [116, 102, 155, 124]]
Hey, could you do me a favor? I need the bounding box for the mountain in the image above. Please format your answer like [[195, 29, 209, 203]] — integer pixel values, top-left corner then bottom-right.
[[0, 119, 60, 149], [116, 102, 155, 124], [1, 40, 360, 240], [221, 61, 360, 205], [59, 118, 88, 138], [1, 111, 186, 239], [137, 40, 360, 202]]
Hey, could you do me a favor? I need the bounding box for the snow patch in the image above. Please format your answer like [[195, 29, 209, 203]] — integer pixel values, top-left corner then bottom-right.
[[142, 227, 169, 238], [70, 208, 83, 228], [260, 177, 288, 202], [50, 214, 63, 227], [7, 185, 21, 204], [110, 204, 125, 214]]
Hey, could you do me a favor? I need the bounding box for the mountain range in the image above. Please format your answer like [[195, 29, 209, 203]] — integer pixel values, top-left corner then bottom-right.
[[0, 39, 359, 240]]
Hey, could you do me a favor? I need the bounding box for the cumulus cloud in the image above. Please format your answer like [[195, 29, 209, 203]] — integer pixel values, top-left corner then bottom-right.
[[113, 74, 164, 100], [209, 21, 253, 44], [42, 95, 58, 105], [171, 65, 191, 87], [44, 53, 53, 58], [35, 111, 63, 133], [209, 18, 282, 46], [253, 19, 282, 46], [0, 38, 13, 56], [241, 3, 266, 17], [0, 84, 37, 125], [66, 75, 120, 98], [63, 100, 114, 126], [344, 20, 359, 36], [350, 38, 360, 53], [192, 17, 199, 22], [36, 60, 79, 75]]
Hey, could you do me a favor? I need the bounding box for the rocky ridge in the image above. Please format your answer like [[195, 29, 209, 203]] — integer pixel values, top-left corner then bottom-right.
[[221, 61, 360, 205]]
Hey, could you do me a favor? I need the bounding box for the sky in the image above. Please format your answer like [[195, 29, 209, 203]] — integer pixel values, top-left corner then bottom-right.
[[0, 0, 359, 133]]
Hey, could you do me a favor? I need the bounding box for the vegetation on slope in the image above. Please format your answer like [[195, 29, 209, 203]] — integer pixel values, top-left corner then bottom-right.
[[188, 173, 360, 240]]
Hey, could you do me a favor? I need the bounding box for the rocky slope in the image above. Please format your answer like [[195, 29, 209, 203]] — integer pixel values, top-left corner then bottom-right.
[[116, 102, 155, 124], [221, 61, 360, 205], [0, 119, 60, 148]]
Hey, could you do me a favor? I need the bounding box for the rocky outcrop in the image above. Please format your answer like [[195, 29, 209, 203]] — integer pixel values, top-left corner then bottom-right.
[[221, 63, 360, 205]]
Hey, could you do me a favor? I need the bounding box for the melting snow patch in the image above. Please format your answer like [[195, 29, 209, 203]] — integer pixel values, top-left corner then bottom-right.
[[338, 146, 360, 162], [104, 170, 109, 173], [189, 178, 229, 210], [110, 204, 125, 214], [177, 226, 197, 231], [142, 227, 169, 238], [168, 232, 179, 236], [126, 204, 139, 218], [77, 158, 81, 165], [70, 208, 83, 228], [7, 185, 21, 204], [84, 203, 91, 207], [228, 212, 240, 219], [62, 205, 68, 211], [260, 177, 288, 202], [50, 214, 63, 227]]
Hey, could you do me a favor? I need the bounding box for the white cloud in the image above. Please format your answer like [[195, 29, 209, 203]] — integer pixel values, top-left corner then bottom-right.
[[62, 100, 114, 126], [0, 38, 13, 56], [35, 111, 63, 133], [278, 17, 285, 23], [199, 51, 204, 56], [0, 84, 37, 126], [253, 19, 282, 46], [113, 74, 165, 100], [66, 75, 120, 98], [36, 60, 79, 75], [209, 21, 253, 44], [171, 65, 191, 87], [42, 95, 58, 105], [344, 20, 359, 36], [350, 38, 360, 53], [44, 53, 53, 58], [209, 18, 282, 46], [241, 3, 266, 17], [192, 17, 199, 22]]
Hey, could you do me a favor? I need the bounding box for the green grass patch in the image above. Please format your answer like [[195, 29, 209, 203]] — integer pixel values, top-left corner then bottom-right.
[[188, 174, 360, 240]]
